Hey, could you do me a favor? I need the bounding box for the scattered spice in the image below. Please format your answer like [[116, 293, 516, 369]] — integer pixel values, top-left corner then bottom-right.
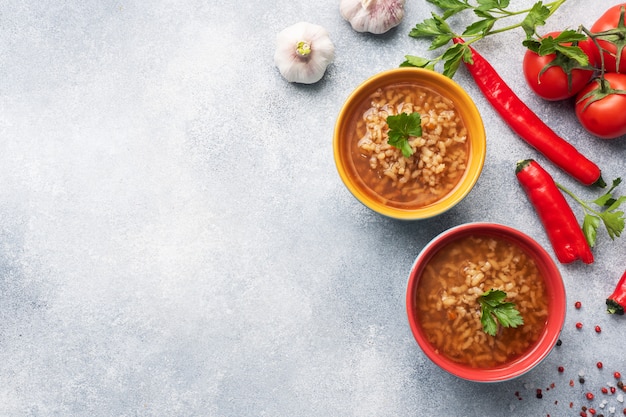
[[587, 392, 595, 400], [576, 322, 584, 329], [598, 362, 604, 369], [559, 366, 565, 373], [595, 325, 602, 333], [615, 372, 622, 379], [575, 301, 583, 309], [602, 387, 609, 394]]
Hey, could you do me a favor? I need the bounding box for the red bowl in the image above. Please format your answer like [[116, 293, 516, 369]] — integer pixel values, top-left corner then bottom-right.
[[406, 222, 566, 382]]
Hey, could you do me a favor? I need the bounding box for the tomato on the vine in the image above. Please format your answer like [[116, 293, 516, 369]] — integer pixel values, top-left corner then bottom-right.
[[590, 3, 626, 73], [575, 73, 626, 139], [523, 32, 596, 101]]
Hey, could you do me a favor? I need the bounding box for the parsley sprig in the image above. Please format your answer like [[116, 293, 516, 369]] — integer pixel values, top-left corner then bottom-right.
[[386, 112, 422, 158], [557, 178, 626, 247], [401, 0, 581, 78], [479, 289, 524, 336]]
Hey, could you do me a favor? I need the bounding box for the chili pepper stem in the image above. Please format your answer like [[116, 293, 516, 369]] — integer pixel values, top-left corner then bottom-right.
[[607, 270, 626, 315]]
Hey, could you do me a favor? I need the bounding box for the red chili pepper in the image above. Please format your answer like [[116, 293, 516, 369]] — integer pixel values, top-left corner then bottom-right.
[[607, 270, 626, 315], [452, 38, 604, 187], [516, 159, 594, 264]]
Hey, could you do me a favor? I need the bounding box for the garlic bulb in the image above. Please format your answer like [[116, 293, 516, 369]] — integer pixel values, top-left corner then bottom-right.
[[274, 22, 335, 84], [340, 0, 405, 34]]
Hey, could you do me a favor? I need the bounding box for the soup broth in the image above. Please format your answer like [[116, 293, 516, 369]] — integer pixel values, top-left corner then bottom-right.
[[347, 82, 469, 208], [415, 234, 549, 368]]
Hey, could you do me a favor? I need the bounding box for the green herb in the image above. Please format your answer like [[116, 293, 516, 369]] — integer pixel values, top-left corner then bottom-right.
[[386, 112, 422, 158], [401, 0, 581, 78], [478, 289, 524, 336], [557, 178, 625, 247]]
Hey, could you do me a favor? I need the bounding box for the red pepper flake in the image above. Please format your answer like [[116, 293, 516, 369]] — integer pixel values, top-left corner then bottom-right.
[[537, 388, 543, 399], [611, 386, 617, 394], [589, 408, 596, 415], [580, 412, 588, 417], [575, 301, 582, 309], [570, 380, 576, 387], [586, 392, 595, 400], [595, 325, 602, 333], [597, 362, 604, 369], [576, 322, 584, 329], [558, 366, 565, 373], [615, 371, 622, 379], [602, 387, 609, 394]]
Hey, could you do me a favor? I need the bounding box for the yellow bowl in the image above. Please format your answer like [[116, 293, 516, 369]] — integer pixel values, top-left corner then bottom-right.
[[333, 68, 486, 220]]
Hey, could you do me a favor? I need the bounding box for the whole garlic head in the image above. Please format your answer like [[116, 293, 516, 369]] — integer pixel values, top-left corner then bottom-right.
[[340, 0, 405, 34], [274, 22, 335, 84]]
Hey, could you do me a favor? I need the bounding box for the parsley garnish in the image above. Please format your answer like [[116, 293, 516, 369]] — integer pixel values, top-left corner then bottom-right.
[[479, 289, 524, 336], [401, 0, 579, 78], [557, 178, 625, 247], [386, 112, 422, 158]]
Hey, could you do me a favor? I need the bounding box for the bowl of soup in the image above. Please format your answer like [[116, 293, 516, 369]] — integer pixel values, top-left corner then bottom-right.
[[406, 223, 566, 382], [334, 68, 486, 220]]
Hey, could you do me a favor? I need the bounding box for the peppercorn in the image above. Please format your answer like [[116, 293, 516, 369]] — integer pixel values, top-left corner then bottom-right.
[[598, 362, 604, 369], [576, 322, 583, 329], [616, 372, 622, 379], [559, 366, 565, 373], [602, 387, 609, 394], [575, 301, 582, 309], [586, 392, 595, 400], [595, 325, 602, 333]]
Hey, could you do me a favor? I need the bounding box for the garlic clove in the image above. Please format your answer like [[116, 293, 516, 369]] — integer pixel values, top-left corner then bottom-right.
[[340, 0, 405, 35], [274, 22, 335, 84]]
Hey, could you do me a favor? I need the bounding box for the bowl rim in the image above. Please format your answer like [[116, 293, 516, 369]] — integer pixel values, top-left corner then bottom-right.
[[405, 222, 567, 382], [333, 67, 486, 220]]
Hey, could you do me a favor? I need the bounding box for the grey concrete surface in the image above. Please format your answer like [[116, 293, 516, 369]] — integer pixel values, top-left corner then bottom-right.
[[1, 1, 625, 416]]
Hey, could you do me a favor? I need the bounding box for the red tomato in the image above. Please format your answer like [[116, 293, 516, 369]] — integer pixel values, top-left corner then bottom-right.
[[575, 73, 626, 139], [523, 32, 596, 101], [590, 3, 626, 73]]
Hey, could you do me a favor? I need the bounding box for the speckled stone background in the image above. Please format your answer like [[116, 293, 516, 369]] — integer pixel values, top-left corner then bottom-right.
[[1, 1, 625, 416]]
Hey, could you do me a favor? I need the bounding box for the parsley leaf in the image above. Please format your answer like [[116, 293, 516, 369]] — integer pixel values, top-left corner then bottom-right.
[[479, 289, 524, 336], [426, 0, 472, 19], [386, 112, 422, 158], [520, 2, 551, 38], [557, 178, 625, 247], [402, 0, 569, 77]]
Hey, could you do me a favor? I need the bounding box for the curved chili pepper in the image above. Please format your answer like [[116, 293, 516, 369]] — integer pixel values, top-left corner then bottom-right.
[[453, 38, 604, 187], [516, 159, 594, 264], [607, 269, 626, 315]]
